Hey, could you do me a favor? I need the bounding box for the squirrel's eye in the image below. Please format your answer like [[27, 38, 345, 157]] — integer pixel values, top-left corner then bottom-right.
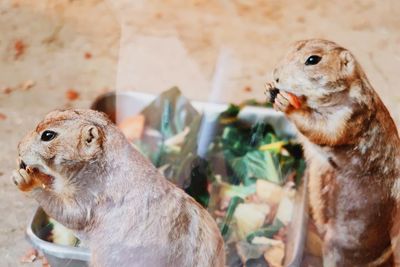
[[305, 55, 322, 65], [41, 130, 57, 142]]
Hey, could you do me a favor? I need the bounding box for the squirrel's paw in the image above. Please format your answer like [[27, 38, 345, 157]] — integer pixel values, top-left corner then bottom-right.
[[12, 168, 41, 192], [273, 91, 293, 113]]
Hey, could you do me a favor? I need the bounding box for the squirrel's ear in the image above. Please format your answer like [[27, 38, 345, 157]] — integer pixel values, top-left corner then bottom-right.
[[80, 125, 102, 157], [340, 50, 355, 75]]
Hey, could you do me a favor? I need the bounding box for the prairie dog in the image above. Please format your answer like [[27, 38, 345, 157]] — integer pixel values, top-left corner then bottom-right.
[[265, 39, 400, 267], [13, 109, 225, 267]]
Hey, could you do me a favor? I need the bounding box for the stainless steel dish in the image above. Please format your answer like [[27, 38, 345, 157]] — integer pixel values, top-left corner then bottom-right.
[[26, 91, 308, 267]]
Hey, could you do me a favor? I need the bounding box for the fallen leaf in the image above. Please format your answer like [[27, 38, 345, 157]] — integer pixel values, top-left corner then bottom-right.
[[14, 40, 26, 59], [66, 89, 79, 101], [2, 87, 13, 94], [0, 113, 6, 121], [20, 248, 38, 263], [244, 86, 252, 92], [84, 52, 92, 59]]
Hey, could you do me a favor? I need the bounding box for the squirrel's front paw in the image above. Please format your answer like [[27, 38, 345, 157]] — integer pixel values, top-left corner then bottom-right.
[[12, 168, 42, 192], [273, 91, 293, 113]]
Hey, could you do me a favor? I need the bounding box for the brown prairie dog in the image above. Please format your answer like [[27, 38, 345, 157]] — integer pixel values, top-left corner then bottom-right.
[[265, 39, 400, 267], [13, 109, 225, 267]]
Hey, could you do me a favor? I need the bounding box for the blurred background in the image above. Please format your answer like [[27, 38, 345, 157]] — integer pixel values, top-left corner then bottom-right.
[[0, 0, 399, 266]]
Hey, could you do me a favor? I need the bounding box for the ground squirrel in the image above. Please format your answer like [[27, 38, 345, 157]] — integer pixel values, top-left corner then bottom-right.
[[13, 109, 225, 267], [265, 39, 400, 267]]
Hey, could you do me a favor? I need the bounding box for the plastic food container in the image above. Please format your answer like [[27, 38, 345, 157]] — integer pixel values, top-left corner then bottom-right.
[[26, 92, 308, 267]]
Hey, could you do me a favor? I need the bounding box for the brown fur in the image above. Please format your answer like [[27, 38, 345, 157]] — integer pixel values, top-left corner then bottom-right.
[[266, 39, 400, 267], [13, 109, 225, 267]]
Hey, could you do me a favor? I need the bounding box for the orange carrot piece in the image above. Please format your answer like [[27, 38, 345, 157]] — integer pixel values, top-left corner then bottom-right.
[[287, 92, 302, 109]]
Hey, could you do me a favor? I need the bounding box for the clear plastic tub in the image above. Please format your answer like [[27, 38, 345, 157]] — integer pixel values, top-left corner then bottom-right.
[[26, 91, 308, 267]]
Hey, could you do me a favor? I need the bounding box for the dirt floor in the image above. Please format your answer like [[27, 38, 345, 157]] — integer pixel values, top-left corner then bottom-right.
[[0, 0, 399, 266]]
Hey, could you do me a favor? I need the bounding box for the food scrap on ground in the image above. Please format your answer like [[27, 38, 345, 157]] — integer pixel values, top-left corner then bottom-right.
[[0, 113, 6, 121], [65, 89, 80, 101], [2, 87, 14, 95], [1, 81, 35, 95], [84, 52, 92, 59], [14, 40, 26, 59], [20, 248, 38, 263], [20, 248, 51, 267], [244, 86, 252, 92]]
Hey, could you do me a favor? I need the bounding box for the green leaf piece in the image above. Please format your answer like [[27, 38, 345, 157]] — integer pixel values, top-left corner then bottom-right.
[[246, 219, 285, 243], [220, 196, 244, 238]]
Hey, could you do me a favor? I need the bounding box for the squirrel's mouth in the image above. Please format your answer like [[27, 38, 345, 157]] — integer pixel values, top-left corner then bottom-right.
[[19, 158, 27, 170], [17, 157, 55, 187], [18, 157, 47, 172], [269, 87, 280, 103]]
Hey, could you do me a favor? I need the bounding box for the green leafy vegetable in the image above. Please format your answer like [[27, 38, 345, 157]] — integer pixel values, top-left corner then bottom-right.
[[246, 219, 285, 243], [220, 104, 241, 119], [220, 196, 244, 238], [228, 150, 283, 185]]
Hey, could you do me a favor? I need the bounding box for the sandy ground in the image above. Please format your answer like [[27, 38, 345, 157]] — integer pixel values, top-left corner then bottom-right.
[[0, 0, 399, 266]]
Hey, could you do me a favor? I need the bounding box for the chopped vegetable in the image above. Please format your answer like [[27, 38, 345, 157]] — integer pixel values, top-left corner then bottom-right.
[[256, 179, 284, 204], [287, 92, 302, 109], [219, 182, 256, 199], [220, 196, 244, 237], [220, 104, 240, 124], [233, 203, 271, 240], [246, 220, 284, 243], [39, 218, 79, 246], [229, 150, 282, 185], [236, 241, 269, 264], [66, 89, 79, 101], [48, 218, 79, 246], [20, 248, 38, 263], [259, 141, 287, 153], [263, 239, 285, 267]]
